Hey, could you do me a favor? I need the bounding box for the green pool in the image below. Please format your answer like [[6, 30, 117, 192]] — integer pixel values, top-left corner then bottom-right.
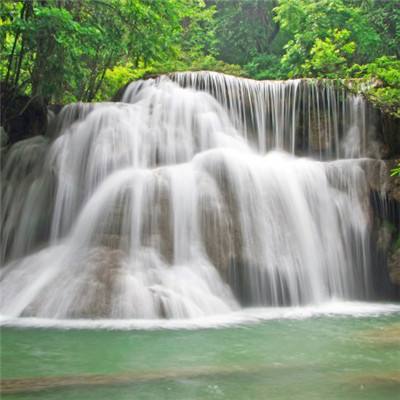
[[1, 304, 400, 400]]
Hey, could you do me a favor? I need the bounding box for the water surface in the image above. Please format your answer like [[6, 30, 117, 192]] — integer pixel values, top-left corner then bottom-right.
[[2, 304, 400, 399]]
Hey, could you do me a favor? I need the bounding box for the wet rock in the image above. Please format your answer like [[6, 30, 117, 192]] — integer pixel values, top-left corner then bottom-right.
[[388, 246, 400, 286], [0, 83, 47, 143], [378, 113, 400, 158], [153, 173, 174, 264], [363, 158, 400, 289], [0, 126, 8, 147], [62, 247, 126, 318], [199, 157, 245, 280], [362, 158, 400, 203], [21, 246, 126, 319], [199, 178, 235, 278], [376, 223, 394, 252], [94, 234, 129, 251], [307, 112, 331, 153]]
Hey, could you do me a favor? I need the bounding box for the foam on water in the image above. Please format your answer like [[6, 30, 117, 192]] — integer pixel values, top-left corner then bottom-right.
[[1, 302, 399, 331]]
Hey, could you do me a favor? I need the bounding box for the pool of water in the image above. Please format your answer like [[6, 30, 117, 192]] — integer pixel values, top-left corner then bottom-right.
[[1, 303, 400, 399]]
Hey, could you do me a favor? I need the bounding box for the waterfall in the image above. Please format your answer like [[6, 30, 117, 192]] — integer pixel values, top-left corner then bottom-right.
[[0, 72, 379, 319], [123, 71, 376, 158]]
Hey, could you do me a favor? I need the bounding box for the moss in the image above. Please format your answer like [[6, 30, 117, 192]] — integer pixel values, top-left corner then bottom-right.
[[346, 57, 400, 119], [393, 234, 400, 250]]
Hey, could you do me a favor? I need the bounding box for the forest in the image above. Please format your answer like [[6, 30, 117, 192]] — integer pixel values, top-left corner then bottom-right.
[[1, 0, 399, 117]]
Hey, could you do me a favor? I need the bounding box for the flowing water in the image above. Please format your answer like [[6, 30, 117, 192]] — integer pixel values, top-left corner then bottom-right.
[[0, 72, 386, 319], [1, 72, 399, 398]]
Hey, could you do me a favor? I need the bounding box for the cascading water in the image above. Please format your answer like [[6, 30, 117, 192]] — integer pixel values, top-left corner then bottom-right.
[[0, 72, 380, 320]]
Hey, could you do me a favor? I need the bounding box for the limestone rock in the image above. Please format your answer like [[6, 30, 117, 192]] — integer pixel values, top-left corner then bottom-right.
[[389, 246, 400, 286], [362, 158, 400, 203]]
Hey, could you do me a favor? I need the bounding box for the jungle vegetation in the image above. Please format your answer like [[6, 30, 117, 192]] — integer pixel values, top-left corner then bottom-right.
[[0, 0, 399, 116]]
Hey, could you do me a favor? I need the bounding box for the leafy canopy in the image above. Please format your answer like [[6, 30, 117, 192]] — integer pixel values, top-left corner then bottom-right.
[[1, 0, 399, 113]]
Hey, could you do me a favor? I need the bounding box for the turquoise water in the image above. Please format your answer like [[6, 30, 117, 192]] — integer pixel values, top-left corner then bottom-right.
[[1, 310, 400, 399]]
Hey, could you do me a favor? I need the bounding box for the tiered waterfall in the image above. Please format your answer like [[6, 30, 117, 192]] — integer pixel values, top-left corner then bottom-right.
[[0, 72, 381, 319]]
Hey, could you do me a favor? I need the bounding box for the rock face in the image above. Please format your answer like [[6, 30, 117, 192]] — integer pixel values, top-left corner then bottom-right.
[[0, 83, 47, 144], [362, 158, 400, 292], [378, 113, 400, 158], [21, 246, 127, 319], [389, 247, 400, 286], [363, 158, 400, 203]]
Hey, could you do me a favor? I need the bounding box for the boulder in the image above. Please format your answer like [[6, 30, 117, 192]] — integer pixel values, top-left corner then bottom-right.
[[0, 83, 47, 144]]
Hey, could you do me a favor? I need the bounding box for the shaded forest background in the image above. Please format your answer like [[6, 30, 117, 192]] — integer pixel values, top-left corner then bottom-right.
[[1, 0, 399, 116]]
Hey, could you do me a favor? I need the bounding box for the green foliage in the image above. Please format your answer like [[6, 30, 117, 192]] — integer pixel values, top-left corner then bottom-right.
[[0, 0, 398, 114], [348, 57, 400, 117], [358, 0, 399, 59], [94, 64, 146, 101], [212, 1, 281, 64], [274, 0, 380, 77], [96, 56, 243, 100], [350, 57, 400, 86], [302, 29, 356, 78], [391, 163, 400, 177], [245, 54, 286, 80], [179, 0, 217, 60], [210, 0, 288, 79], [0, 0, 223, 104], [211, 0, 399, 112]]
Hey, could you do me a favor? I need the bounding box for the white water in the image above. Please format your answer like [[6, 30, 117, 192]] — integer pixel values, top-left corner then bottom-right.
[[1, 302, 400, 330], [0, 72, 383, 320]]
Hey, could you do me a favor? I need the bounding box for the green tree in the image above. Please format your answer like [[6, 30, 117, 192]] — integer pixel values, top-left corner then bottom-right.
[[274, 0, 380, 77], [1, 0, 398, 110], [302, 29, 356, 78], [209, 0, 287, 78], [354, 0, 399, 59], [0, 0, 208, 104]]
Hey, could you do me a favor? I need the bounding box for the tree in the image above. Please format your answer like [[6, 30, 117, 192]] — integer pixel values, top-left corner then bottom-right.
[[302, 29, 356, 78], [354, 0, 400, 59], [208, 0, 288, 78], [0, 0, 206, 104], [1, 0, 398, 107], [274, 0, 380, 77]]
